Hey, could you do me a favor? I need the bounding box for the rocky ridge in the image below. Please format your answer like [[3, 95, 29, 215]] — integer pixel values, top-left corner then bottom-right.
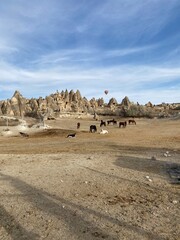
[[0, 90, 179, 119]]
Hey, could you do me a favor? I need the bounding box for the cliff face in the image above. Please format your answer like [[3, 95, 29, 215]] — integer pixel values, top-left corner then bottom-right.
[[0, 90, 179, 118]]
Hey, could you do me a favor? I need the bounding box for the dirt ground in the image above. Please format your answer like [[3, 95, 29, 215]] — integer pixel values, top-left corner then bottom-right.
[[0, 116, 180, 240]]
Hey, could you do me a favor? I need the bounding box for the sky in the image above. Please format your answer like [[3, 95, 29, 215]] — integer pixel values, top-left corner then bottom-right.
[[0, 0, 180, 104]]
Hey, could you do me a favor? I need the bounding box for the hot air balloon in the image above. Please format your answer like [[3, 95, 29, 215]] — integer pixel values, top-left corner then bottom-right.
[[104, 90, 108, 95]]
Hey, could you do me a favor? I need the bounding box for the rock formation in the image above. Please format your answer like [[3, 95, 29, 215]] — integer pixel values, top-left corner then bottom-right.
[[121, 96, 131, 107], [0, 90, 179, 118], [108, 98, 118, 107]]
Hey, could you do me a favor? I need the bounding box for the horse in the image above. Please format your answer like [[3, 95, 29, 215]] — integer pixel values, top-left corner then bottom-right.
[[77, 122, 80, 129], [107, 119, 117, 125], [89, 125, 97, 133], [100, 120, 106, 127], [119, 121, 127, 128], [19, 132, 29, 137], [113, 120, 117, 125], [128, 119, 136, 125], [100, 129, 108, 134], [67, 133, 76, 138]]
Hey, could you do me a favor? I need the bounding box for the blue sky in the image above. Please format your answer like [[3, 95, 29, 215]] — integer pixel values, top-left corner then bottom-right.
[[0, 0, 180, 104]]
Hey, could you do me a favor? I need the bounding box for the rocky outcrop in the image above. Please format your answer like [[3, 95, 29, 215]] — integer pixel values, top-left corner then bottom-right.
[[0, 90, 179, 118], [11, 91, 26, 116], [145, 101, 153, 108], [108, 98, 118, 107], [97, 98, 104, 107], [121, 96, 131, 107], [0, 90, 27, 117], [1, 100, 14, 115]]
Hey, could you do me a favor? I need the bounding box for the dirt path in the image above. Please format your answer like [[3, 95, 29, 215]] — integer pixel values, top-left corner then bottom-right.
[[0, 118, 179, 239]]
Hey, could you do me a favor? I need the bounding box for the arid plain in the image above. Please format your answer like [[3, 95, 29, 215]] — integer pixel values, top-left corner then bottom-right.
[[0, 116, 180, 240]]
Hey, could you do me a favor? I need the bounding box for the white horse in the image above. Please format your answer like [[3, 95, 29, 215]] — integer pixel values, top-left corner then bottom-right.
[[100, 129, 108, 134]]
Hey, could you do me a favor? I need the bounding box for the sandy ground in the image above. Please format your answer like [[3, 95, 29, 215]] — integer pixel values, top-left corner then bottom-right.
[[0, 116, 180, 240]]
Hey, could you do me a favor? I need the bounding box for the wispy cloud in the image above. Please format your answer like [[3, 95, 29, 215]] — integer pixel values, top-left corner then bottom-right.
[[0, 58, 180, 104], [0, 0, 180, 104]]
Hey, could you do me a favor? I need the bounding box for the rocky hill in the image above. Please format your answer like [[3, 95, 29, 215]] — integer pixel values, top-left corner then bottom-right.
[[0, 90, 179, 119]]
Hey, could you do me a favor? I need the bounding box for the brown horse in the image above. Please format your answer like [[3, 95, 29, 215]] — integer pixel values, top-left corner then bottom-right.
[[77, 122, 80, 129], [128, 119, 136, 125], [119, 121, 127, 128]]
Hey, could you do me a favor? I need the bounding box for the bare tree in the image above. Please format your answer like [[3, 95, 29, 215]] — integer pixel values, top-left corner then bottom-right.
[[37, 105, 51, 127]]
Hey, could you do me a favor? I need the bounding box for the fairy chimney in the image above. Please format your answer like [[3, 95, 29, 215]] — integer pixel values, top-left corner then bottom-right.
[[108, 98, 118, 106], [121, 96, 131, 107]]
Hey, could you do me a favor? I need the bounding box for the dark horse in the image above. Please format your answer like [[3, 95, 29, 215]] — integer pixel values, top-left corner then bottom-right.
[[128, 119, 136, 125], [19, 132, 29, 137], [100, 120, 106, 127], [107, 119, 117, 125], [67, 133, 76, 138], [119, 121, 127, 128], [89, 125, 97, 133]]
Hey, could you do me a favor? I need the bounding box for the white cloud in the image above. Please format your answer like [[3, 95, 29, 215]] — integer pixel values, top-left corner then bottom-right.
[[0, 0, 179, 104], [0, 58, 180, 104]]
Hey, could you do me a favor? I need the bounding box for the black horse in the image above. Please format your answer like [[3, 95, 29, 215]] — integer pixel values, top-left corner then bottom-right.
[[89, 125, 97, 133], [77, 122, 80, 129], [100, 120, 106, 127]]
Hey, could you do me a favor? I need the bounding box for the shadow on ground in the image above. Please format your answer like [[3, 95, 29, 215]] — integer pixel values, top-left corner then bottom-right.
[[0, 205, 39, 240], [114, 155, 180, 185], [0, 173, 166, 240]]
